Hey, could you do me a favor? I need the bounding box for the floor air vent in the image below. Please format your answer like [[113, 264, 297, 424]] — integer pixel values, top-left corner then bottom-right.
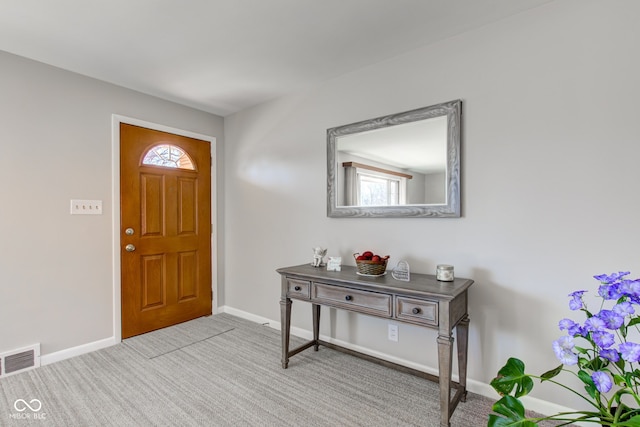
[[0, 344, 40, 377]]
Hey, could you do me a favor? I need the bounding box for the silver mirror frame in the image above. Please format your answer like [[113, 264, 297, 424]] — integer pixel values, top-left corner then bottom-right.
[[327, 99, 461, 218]]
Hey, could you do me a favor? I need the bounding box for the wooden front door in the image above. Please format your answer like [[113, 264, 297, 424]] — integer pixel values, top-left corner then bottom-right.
[[120, 123, 212, 338]]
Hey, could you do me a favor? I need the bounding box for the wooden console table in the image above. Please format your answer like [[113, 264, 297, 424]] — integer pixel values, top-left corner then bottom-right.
[[277, 263, 473, 427]]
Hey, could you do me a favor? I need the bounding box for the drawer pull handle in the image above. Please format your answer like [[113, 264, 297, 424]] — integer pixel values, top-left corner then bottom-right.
[[294, 286, 301, 291], [412, 307, 421, 315], [345, 295, 353, 301]]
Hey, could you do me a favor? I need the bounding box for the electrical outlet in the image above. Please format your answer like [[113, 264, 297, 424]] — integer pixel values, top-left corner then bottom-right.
[[388, 324, 398, 342], [70, 199, 103, 215]]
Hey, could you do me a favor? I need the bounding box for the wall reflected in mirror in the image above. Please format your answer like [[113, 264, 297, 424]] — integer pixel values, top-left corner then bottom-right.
[[327, 100, 461, 218]]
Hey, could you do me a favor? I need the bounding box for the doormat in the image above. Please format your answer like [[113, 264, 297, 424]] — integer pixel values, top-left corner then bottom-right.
[[123, 316, 235, 359]]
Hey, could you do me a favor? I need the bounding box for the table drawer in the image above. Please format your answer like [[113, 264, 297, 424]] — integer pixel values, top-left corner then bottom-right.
[[287, 279, 311, 299], [312, 283, 392, 317], [395, 297, 438, 326]]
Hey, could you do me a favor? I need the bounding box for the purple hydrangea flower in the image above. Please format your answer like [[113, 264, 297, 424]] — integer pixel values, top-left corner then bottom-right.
[[591, 371, 613, 393], [553, 336, 578, 365], [554, 335, 574, 350], [592, 331, 615, 349], [613, 301, 635, 317], [554, 277, 640, 396], [598, 283, 622, 300], [558, 318, 576, 331], [620, 280, 640, 300], [558, 318, 585, 337], [568, 290, 587, 310], [619, 342, 640, 363], [584, 316, 606, 332], [600, 349, 620, 363], [597, 310, 625, 330], [594, 271, 631, 284], [571, 324, 586, 337]]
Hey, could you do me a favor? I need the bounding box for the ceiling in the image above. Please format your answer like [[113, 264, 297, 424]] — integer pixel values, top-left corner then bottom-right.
[[0, 0, 553, 117], [338, 116, 448, 174]]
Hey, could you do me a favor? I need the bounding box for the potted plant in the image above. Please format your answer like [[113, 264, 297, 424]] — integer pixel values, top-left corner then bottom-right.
[[489, 271, 640, 426]]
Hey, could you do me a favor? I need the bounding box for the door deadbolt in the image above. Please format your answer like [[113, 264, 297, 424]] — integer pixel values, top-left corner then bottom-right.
[[125, 228, 135, 236]]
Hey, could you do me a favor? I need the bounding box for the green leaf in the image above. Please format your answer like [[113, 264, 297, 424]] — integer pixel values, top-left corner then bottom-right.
[[575, 346, 590, 354], [616, 359, 627, 371], [488, 396, 538, 426], [614, 374, 627, 386], [624, 415, 640, 427], [540, 364, 562, 381], [616, 414, 640, 427], [621, 324, 628, 339], [490, 358, 534, 398], [492, 395, 526, 418], [488, 414, 538, 427], [578, 369, 593, 385], [487, 414, 508, 427], [628, 317, 640, 327], [578, 369, 597, 399], [584, 383, 597, 400]]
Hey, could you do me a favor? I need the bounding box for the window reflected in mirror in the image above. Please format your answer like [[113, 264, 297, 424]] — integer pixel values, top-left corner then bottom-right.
[[343, 162, 409, 206]]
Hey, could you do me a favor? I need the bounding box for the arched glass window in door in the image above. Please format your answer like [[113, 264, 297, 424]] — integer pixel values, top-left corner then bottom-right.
[[142, 144, 195, 170]]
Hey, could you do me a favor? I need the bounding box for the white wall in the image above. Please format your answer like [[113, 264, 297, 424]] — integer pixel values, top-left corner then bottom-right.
[[422, 172, 445, 204], [0, 51, 224, 356], [223, 0, 640, 412]]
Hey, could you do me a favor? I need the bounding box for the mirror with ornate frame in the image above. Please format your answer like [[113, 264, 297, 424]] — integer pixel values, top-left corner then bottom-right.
[[327, 99, 461, 218]]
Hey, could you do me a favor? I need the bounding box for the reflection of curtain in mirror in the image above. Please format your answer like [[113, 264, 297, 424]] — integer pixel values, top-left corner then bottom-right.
[[344, 166, 358, 206]]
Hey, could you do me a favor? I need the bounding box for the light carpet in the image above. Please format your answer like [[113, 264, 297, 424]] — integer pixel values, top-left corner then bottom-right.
[[0, 313, 562, 426]]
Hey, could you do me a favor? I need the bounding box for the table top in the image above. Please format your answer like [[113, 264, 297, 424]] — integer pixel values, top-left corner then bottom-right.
[[277, 264, 473, 301]]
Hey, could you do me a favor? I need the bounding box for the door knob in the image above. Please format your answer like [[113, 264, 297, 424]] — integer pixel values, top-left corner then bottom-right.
[[125, 244, 136, 252]]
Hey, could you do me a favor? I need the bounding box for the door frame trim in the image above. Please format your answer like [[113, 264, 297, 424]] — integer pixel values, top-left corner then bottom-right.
[[111, 114, 218, 343]]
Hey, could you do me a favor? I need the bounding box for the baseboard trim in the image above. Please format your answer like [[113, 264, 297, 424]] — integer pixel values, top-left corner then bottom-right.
[[219, 305, 576, 418], [220, 306, 272, 325], [40, 337, 117, 366]]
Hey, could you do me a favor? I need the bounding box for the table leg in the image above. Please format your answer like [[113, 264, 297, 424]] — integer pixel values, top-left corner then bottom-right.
[[456, 315, 470, 402], [280, 297, 292, 368], [312, 303, 321, 351], [437, 334, 454, 427]]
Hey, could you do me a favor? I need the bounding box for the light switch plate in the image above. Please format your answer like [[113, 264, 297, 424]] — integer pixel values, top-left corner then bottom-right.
[[70, 199, 103, 215]]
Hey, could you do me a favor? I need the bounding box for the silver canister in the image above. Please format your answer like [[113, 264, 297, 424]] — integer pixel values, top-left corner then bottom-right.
[[436, 264, 454, 282]]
